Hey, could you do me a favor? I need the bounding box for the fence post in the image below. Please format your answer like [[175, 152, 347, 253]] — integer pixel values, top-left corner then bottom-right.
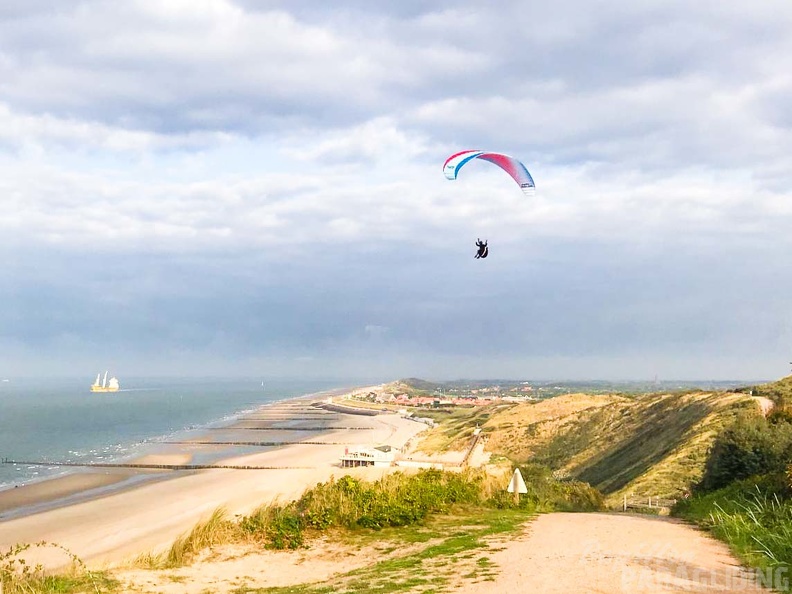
[[623, 494, 627, 512]]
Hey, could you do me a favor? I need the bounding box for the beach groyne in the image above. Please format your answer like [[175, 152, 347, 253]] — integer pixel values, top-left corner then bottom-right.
[[313, 402, 381, 416], [1, 459, 314, 470], [0, 385, 431, 569]]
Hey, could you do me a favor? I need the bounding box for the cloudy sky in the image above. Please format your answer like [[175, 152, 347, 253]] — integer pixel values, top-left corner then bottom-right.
[[2, 0, 792, 381]]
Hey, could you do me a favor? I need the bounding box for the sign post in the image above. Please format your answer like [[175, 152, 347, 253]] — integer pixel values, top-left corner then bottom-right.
[[506, 468, 528, 504]]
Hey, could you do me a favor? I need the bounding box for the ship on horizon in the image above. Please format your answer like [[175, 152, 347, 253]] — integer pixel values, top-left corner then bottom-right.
[[91, 371, 120, 393]]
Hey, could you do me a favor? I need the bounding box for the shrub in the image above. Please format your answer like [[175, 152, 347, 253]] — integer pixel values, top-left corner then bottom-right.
[[265, 507, 304, 550], [150, 467, 604, 564], [698, 413, 792, 492], [555, 480, 605, 511], [485, 464, 604, 513], [293, 469, 482, 532]]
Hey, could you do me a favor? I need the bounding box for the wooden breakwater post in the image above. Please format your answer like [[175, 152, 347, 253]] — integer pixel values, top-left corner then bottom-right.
[[0, 459, 316, 470]]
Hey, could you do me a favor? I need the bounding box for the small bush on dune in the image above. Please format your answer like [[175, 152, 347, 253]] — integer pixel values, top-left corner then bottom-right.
[[292, 469, 482, 532], [125, 466, 605, 570], [265, 507, 304, 550], [697, 413, 792, 493], [485, 464, 604, 512], [233, 468, 603, 550], [240, 504, 303, 549], [554, 480, 605, 511]]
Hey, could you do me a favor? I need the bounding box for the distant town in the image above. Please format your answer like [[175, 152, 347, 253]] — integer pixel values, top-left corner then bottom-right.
[[343, 378, 751, 409]]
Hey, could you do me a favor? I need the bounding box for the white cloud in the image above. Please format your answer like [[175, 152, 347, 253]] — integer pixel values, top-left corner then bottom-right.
[[0, 103, 236, 154], [3, 1, 792, 378], [284, 117, 429, 164]]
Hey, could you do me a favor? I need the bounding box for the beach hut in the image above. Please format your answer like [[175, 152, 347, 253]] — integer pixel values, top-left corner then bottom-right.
[[340, 445, 395, 468]]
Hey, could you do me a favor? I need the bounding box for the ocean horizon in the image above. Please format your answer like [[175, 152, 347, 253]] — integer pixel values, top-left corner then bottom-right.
[[0, 375, 758, 492], [0, 376, 371, 491]]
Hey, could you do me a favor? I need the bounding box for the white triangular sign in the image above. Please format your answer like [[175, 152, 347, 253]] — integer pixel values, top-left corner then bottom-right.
[[507, 468, 528, 494]]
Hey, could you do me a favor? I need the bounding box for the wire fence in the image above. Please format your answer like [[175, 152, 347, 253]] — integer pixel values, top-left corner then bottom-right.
[[622, 494, 678, 512]]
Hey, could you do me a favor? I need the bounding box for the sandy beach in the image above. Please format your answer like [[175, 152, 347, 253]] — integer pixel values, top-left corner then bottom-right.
[[0, 388, 428, 569]]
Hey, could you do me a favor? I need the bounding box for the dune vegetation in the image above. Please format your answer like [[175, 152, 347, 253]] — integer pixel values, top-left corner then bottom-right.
[[1, 467, 601, 593], [672, 376, 792, 591], [0, 541, 119, 594], [413, 389, 761, 502], [151, 466, 601, 568]]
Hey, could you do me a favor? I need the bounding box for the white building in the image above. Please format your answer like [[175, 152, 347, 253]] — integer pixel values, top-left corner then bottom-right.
[[340, 445, 395, 468]]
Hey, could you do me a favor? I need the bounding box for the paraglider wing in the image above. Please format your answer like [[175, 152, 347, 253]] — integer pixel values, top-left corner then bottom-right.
[[443, 150, 484, 181], [477, 152, 535, 196], [442, 150, 535, 195]]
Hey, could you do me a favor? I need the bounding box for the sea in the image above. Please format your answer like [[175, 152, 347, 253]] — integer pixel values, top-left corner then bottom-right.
[[0, 376, 366, 492]]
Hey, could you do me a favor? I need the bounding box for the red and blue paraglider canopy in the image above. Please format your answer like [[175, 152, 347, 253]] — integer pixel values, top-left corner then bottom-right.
[[443, 150, 535, 196]]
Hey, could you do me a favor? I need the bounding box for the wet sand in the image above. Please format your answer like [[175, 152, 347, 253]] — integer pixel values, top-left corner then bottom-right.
[[0, 472, 132, 516], [0, 389, 428, 569], [0, 454, 195, 519]]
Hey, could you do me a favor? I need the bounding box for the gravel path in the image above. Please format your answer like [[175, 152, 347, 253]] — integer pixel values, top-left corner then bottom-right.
[[458, 513, 776, 593]]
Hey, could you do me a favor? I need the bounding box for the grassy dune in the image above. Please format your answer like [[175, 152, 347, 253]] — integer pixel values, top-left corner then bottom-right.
[[745, 374, 792, 407], [667, 376, 792, 591], [414, 389, 762, 502], [1, 468, 600, 593]]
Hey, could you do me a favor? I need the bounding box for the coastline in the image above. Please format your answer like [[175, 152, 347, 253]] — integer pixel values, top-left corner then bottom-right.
[[0, 386, 354, 520], [0, 384, 428, 569]]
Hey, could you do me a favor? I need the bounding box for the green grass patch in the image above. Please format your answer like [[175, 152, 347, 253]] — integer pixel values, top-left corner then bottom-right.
[[234, 508, 533, 594], [123, 466, 600, 571], [675, 475, 792, 592]]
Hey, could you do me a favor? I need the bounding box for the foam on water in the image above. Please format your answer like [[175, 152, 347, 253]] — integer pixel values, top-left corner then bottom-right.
[[0, 377, 357, 491]]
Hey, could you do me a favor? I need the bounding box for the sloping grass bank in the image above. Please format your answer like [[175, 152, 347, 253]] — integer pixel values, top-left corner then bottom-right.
[[674, 476, 792, 592], [415, 390, 760, 501], [672, 380, 792, 593]]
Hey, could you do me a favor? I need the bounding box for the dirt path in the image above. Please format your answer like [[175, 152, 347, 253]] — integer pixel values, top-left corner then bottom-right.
[[755, 396, 775, 416], [458, 513, 775, 593]]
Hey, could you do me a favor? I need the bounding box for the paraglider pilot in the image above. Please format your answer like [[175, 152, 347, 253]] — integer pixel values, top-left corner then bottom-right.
[[475, 239, 488, 259]]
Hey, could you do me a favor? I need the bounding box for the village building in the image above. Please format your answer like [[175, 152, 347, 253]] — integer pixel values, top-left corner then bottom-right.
[[340, 445, 395, 468]]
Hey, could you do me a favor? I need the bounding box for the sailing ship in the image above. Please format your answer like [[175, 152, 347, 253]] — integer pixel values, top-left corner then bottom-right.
[[90, 371, 120, 393]]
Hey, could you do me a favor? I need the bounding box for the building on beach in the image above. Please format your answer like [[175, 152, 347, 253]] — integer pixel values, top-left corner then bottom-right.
[[340, 445, 395, 468]]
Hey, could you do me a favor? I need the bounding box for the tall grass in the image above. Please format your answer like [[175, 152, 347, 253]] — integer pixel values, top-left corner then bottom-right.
[[150, 467, 603, 568], [675, 478, 792, 592], [165, 507, 238, 567], [0, 541, 118, 594], [2, 467, 602, 592]]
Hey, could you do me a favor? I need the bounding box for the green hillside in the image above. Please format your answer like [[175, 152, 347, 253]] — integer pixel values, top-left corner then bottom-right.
[[739, 374, 792, 407], [411, 387, 766, 502]]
